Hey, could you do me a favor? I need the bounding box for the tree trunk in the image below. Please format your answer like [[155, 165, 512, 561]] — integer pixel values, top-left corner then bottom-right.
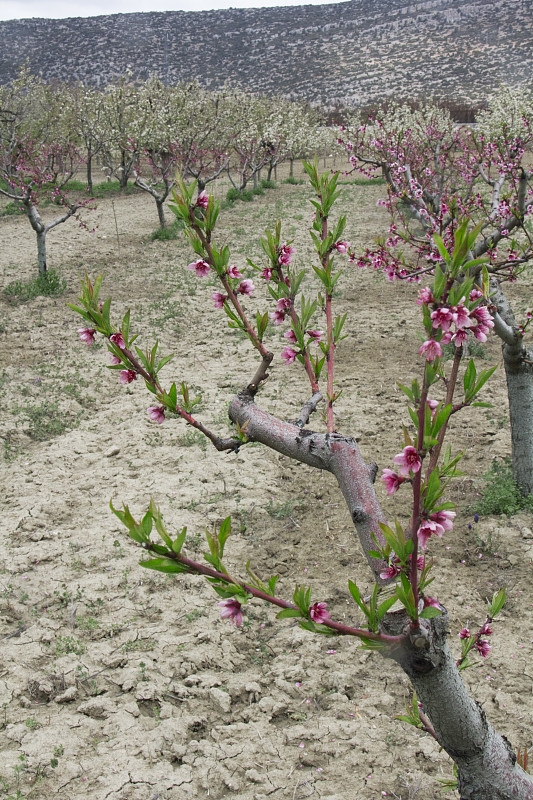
[[289, 159, 294, 178], [491, 280, 533, 494], [86, 151, 93, 194], [386, 613, 533, 800], [156, 198, 166, 230], [36, 230, 47, 276], [25, 201, 47, 276]]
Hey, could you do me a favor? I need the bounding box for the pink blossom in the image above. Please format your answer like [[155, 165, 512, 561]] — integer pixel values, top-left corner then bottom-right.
[[430, 307, 454, 332], [380, 564, 400, 580], [429, 510, 456, 531], [147, 405, 165, 425], [452, 329, 469, 348], [475, 639, 491, 658], [479, 622, 493, 636], [196, 190, 209, 209], [227, 264, 242, 279], [218, 598, 243, 626], [119, 369, 137, 384], [278, 243, 294, 266], [419, 339, 442, 361], [417, 286, 434, 305], [281, 346, 297, 364], [187, 258, 211, 277], [284, 330, 298, 343], [309, 602, 331, 624], [237, 279, 255, 296], [459, 628, 471, 639], [452, 303, 474, 330], [212, 291, 227, 309], [110, 355, 121, 365], [423, 597, 441, 609], [260, 267, 273, 281], [381, 468, 405, 495], [78, 327, 95, 346], [393, 446, 422, 477], [334, 241, 350, 254], [306, 329, 324, 342], [469, 289, 483, 302], [417, 519, 445, 550], [270, 309, 286, 325], [276, 298, 291, 312], [110, 332, 126, 350]]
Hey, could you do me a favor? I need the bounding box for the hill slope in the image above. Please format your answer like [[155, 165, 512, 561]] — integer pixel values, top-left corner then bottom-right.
[[0, 0, 531, 107]]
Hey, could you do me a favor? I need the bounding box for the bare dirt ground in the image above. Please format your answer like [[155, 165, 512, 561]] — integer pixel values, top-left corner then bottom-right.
[[0, 163, 532, 800]]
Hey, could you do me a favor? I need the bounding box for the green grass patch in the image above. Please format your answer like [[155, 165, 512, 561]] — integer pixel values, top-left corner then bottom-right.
[[1, 200, 25, 217], [3, 270, 66, 303], [474, 458, 533, 516], [260, 178, 276, 189], [149, 218, 185, 241], [13, 400, 80, 441], [282, 176, 305, 185]]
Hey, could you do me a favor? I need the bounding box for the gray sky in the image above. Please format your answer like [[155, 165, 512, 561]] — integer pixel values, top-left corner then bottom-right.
[[0, 0, 347, 21]]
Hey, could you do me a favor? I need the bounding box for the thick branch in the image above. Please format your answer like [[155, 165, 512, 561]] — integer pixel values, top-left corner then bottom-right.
[[229, 394, 390, 582]]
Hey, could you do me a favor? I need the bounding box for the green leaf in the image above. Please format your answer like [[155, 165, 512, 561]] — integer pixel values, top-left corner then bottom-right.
[[488, 588, 506, 617], [377, 594, 399, 622], [140, 558, 187, 573], [218, 517, 231, 555], [432, 235, 451, 265], [172, 527, 187, 554], [276, 608, 301, 619], [433, 263, 446, 300], [463, 359, 477, 396], [419, 606, 443, 619]]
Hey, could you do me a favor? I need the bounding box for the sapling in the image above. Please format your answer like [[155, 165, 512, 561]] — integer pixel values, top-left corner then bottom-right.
[[0, 137, 93, 276], [71, 163, 533, 800]]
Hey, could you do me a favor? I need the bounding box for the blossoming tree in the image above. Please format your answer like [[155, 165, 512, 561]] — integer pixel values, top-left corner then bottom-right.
[[338, 89, 533, 493], [71, 163, 532, 800], [0, 72, 92, 276]]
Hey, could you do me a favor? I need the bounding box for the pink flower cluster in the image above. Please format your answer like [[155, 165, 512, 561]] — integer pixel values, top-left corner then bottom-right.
[[417, 287, 494, 360], [271, 298, 291, 325], [381, 446, 422, 495], [459, 620, 493, 658], [278, 243, 294, 266]]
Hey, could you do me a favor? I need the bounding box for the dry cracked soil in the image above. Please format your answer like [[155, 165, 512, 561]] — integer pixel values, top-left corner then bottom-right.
[[0, 163, 532, 800]]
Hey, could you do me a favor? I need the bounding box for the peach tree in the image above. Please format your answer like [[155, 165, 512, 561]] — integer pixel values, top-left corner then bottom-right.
[[70, 162, 532, 800]]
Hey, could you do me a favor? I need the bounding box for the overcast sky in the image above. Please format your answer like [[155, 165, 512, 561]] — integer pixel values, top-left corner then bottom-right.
[[0, 0, 347, 22]]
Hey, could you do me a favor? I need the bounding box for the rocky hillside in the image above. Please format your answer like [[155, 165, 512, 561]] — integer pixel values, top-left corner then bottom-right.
[[0, 0, 531, 108]]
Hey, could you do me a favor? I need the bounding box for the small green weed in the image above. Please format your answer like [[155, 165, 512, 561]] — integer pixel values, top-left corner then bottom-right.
[[13, 400, 79, 441], [282, 177, 305, 185], [266, 499, 297, 519], [442, 340, 487, 361], [3, 270, 66, 303], [54, 635, 85, 656], [474, 458, 533, 516], [149, 219, 184, 241], [260, 179, 276, 189], [1, 201, 25, 217]]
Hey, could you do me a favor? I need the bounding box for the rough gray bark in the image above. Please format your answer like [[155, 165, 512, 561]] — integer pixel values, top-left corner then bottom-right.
[[229, 389, 533, 799], [491, 279, 533, 494], [385, 613, 533, 800]]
